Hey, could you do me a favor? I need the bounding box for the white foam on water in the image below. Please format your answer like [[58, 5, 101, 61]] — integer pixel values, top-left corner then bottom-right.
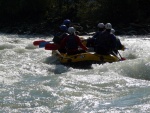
[[1, 34, 150, 113]]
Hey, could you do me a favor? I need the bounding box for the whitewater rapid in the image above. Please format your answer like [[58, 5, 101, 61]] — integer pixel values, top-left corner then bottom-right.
[[1, 34, 150, 113]]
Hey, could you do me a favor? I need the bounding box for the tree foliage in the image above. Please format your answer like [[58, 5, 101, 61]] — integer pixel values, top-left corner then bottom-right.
[[0, 0, 149, 27]]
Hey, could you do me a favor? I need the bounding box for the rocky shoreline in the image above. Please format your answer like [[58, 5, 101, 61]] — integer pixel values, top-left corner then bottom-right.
[[0, 22, 149, 36]]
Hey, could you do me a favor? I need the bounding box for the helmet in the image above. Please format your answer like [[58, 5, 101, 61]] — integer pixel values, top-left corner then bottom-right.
[[63, 19, 71, 25], [97, 23, 104, 28], [105, 23, 112, 29], [68, 27, 76, 34], [111, 28, 115, 34], [60, 25, 67, 31]]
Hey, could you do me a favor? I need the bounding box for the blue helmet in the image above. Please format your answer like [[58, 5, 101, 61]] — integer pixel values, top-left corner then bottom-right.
[[63, 19, 71, 25], [59, 25, 67, 31]]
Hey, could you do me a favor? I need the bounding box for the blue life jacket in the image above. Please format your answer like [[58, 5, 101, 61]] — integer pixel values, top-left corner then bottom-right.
[[53, 32, 68, 44], [92, 31, 102, 39], [95, 31, 116, 52], [116, 38, 122, 50]]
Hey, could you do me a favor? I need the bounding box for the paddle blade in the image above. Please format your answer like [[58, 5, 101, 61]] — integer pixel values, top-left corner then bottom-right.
[[119, 57, 126, 61], [121, 57, 126, 60], [39, 41, 50, 48], [33, 40, 45, 46], [45, 44, 58, 50]]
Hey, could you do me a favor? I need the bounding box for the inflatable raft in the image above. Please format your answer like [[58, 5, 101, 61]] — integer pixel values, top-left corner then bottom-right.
[[33, 40, 125, 68], [52, 50, 119, 68]]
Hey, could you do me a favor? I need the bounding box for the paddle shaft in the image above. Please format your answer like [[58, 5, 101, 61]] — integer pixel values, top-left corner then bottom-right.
[[112, 51, 121, 60], [118, 51, 126, 60], [118, 51, 122, 59]]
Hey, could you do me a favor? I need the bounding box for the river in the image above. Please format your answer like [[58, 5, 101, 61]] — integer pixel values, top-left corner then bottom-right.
[[0, 34, 150, 113]]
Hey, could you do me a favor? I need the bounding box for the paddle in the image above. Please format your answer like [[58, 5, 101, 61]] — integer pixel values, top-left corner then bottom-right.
[[112, 51, 121, 61], [112, 51, 126, 61], [54, 50, 64, 58], [33, 40, 46, 46], [45, 43, 59, 50], [39, 41, 51, 48], [118, 51, 126, 60]]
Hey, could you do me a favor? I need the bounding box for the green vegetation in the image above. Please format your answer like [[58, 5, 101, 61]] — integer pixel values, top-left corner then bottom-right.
[[0, 0, 149, 34]]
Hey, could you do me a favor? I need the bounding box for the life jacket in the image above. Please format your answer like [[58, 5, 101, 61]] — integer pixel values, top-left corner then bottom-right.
[[53, 32, 68, 44], [93, 31, 102, 39], [95, 31, 113, 51], [116, 38, 122, 50], [59, 33, 69, 42], [65, 34, 78, 50]]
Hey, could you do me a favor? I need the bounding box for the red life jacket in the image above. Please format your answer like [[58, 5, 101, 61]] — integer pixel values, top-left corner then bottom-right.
[[65, 34, 78, 51]]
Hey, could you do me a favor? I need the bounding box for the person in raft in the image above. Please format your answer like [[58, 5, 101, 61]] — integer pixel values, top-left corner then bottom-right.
[[60, 27, 88, 55], [86, 23, 105, 47], [111, 28, 125, 53], [63, 19, 71, 28], [94, 23, 117, 55], [52, 24, 69, 53]]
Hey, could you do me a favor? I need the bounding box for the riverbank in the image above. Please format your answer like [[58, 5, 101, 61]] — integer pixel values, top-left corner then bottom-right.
[[0, 22, 149, 36]]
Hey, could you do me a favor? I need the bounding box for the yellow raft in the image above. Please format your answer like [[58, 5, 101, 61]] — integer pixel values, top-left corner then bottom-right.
[[52, 50, 119, 65]]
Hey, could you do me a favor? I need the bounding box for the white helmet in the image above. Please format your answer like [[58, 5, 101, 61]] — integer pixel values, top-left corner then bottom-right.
[[105, 23, 112, 29], [68, 27, 76, 34], [111, 28, 115, 34], [97, 23, 104, 28]]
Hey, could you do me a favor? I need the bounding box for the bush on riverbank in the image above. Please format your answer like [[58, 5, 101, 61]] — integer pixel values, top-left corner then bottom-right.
[[0, 0, 150, 35]]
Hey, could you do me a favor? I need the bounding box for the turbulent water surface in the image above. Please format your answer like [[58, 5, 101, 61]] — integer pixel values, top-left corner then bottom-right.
[[1, 33, 150, 113]]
